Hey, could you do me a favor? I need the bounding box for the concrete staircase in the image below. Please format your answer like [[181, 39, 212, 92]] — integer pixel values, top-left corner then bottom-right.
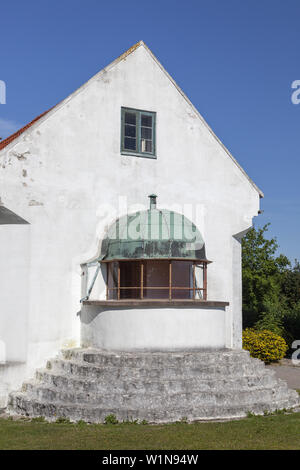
[[7, 349, 300, 423]]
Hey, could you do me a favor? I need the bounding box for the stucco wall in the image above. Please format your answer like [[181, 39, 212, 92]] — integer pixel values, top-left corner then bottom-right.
[[81, 304, 227, 351], [0, 43, 260, 401]]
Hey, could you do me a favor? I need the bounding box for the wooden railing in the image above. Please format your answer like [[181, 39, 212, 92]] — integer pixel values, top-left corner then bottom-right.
[[105, 260, 207, 301]]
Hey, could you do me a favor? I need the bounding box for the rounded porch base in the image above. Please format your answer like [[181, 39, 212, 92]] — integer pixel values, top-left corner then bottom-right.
[[80, 301, 228, 350]]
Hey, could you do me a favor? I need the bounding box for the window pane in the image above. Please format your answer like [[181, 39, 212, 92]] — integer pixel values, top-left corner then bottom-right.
[[195, 264, 204, 299], [125, 124, 136, 138], [144, 288, 169, 300], [171, 261, 193, 300], [172, 288, 192, 300], [143, 260, 169, 299], [141, 139, 152, 153], [195, 289, 204, 300], [125, 112, 136, 125], [108, 262, 118, 289], [120, 261, 141, 299], [144, 260, 169, 286], [122, 109, 155, 156], [194, 264, 204, 289], [108, 289, 118, 300], [120, 288, 141, 299], [172, 261, 193, 287], [120, 261, 141, 287], [141, 127, 152, 139], [141, 114, 152, 127], [107, 262, 118, 300], [124, 137, 136, 151]]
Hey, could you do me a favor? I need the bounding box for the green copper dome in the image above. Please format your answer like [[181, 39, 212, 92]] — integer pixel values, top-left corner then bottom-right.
[[100, 197, 207, 261]]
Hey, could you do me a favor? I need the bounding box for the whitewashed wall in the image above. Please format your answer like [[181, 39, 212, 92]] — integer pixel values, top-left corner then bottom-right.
[[81, 304, 227, 351], [0, 43, 260, 403]]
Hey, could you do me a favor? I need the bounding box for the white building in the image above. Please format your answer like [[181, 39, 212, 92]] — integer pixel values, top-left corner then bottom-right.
[[1, 42, 297, 421]]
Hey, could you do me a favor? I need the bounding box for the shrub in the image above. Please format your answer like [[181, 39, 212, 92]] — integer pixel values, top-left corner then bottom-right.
[[243, 328, 288, 363]]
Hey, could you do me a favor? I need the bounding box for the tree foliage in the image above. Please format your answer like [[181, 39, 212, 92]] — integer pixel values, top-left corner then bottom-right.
[[242, 224, 299, 353]]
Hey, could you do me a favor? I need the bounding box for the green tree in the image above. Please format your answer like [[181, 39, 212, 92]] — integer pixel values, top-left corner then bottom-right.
[[281, 261, 300, 350], [280, 260, 300, 308], [242, 223, 300, 355], [255, 296, 285, 336], [242, 224, 290, 329]]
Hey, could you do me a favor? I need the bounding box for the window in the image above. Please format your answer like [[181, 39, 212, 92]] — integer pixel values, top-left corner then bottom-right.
[[121, 107, 156, 158], [105, 260, 207, 300]]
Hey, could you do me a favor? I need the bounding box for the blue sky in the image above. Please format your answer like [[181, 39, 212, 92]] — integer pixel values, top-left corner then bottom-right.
[[0, 0, 299, 262]]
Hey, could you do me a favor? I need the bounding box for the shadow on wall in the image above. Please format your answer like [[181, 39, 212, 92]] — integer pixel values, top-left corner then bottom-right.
[[0, 204, 30, 362], [0, 205, 29, 225]]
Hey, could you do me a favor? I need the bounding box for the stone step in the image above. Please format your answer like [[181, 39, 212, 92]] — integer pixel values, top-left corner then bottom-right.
[[8, 391, 299, 423], [35, 368, 278, 395], [21, 380, 292, 408], [47, 358, 267, 381], [7, 348, 300, 422], [61, 348, 254, 369]]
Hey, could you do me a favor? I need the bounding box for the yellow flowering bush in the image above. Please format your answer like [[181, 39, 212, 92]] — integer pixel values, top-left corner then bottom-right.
[[242, 328, 288, 363]]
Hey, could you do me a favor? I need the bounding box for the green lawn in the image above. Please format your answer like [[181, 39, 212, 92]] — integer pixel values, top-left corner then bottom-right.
[[0, 412, 300, 450]]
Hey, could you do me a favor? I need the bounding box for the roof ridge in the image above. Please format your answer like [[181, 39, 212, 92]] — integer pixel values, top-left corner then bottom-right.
[[0, 40, 263, 197]]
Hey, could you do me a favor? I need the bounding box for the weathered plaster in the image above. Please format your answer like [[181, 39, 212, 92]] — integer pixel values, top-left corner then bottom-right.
[[0, 42, 261, 404], [81, 304, 227, 351]]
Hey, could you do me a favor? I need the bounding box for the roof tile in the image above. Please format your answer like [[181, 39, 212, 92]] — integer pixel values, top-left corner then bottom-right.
[[0, 108, 52, 151]]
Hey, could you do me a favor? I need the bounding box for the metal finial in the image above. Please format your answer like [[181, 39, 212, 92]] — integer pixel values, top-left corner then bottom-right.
[[148, 194, 157, 210]]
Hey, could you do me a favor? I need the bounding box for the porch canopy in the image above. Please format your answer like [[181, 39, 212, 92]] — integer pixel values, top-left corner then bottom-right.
[[94, 195, 212, 301], [100, 196, 208, 262]]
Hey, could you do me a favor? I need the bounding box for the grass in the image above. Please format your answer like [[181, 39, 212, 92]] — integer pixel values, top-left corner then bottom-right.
[[0, 412, 300, 450]]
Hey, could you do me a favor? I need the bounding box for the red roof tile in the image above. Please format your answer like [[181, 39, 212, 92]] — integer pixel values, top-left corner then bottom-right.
[[0, 108, 52, 151]]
